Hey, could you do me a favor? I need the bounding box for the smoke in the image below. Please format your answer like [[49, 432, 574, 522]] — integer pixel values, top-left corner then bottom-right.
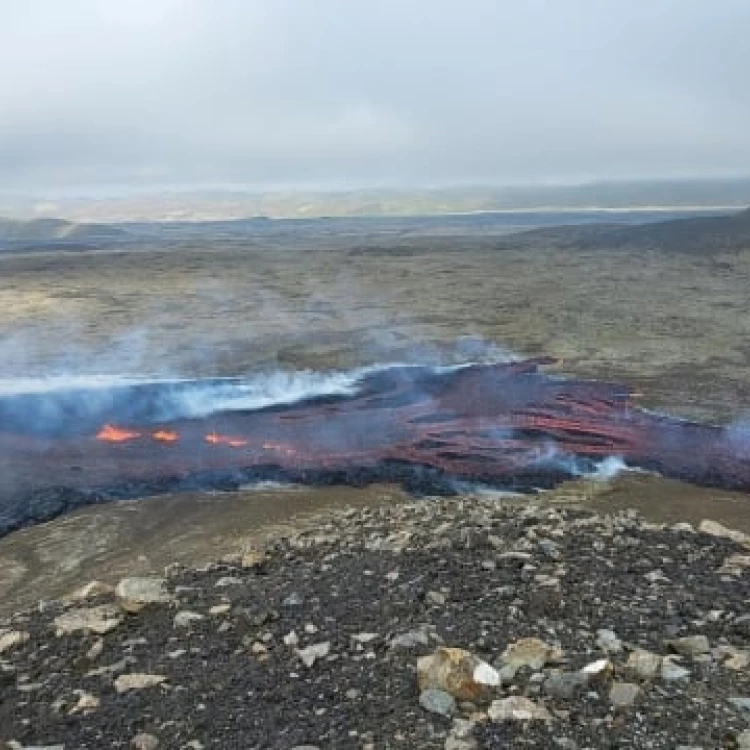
[[726, 420, 750, 457], [531, 445, 632, 483], [588, 456, 631, 481], [0, 358, 496, 438]]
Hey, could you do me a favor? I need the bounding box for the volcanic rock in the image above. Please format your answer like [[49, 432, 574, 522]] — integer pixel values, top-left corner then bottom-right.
[[65, 580, 115, 602], [132, 734, 159, 750], [173, 610, 205, 628], [389, 628, 430, 649], [595, 629, 622, 654], [115, 577, 171, 613], [661, 656, 691, 682], [69, 690, 100, 715], [721, 647, 750, 670], [580, 658, 613, 682], [114, 673, 167, 693], [500, 637, 562, 670], [698, 519, 750, 546], [667, 635, 711, 658], [445, 718, 478, 750], [487, 696, 552, 722], [297, 641, 330, 667], [85, 638, 104, 661], [543, 671, 588, 700], [53, 604, 122, 636], [208, 604, 231, 616], [0, 630, 29, 654], [719, 554, 750, 575], [417, 647, 500, 701], [240, 548, 266, 569], [625, 648, 662, 680], [5, 500, 750, 747], [609, 681, 640, 710], [419, 688, 457, 717]]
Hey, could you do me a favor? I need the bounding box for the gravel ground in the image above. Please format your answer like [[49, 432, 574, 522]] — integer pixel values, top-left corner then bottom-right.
[[2, 498, 750, 749]]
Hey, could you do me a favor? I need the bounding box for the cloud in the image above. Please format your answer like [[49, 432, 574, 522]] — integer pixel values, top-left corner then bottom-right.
[[1, 0, 749, 190]]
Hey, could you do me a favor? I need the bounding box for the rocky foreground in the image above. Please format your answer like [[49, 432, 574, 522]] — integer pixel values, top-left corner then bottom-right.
[[2, 499, 750, 749]]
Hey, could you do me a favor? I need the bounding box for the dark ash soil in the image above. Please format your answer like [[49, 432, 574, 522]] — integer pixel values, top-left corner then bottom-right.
[[2, 499, 750, 749]]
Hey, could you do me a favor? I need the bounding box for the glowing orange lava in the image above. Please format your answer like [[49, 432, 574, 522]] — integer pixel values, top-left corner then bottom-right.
[[152, 429, 179, 442], [96, 424, 142, 442], [205, 431, 248, 448]]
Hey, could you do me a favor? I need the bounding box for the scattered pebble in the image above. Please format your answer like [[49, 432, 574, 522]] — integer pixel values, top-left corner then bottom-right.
[[419, 688, 457, 717]]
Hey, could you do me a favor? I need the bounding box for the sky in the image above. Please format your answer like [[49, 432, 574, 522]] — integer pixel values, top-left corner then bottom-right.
[[1, 0, 749, 192]]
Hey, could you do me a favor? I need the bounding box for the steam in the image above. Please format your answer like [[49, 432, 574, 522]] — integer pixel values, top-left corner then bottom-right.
[[588, 456, 631, 481], [170, 368, 370, 418], [0, 360, 474, 438], [726, 421, 750, 457]]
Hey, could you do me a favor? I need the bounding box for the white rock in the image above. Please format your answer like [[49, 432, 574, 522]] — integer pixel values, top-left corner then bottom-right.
[[0, 629, 29, 654], [208, 604, 231, 616], [114, 673, 167, 693], [581, 658, 613, 680], [214, 576, 243, 587], [487, 696, 552, 722], [86, 638, 104, 661], [719, 554, 750, 575], [671, 522, 695, 533], [54, 605, 123, 636], [241, 548, 266, 568], [132, 733, 160, 750], [297, 641, 331, 667], [668, 635, 710, 658], [351, 632, 379, 644], [173, 611, 205, 628], [65, 580, 115, 601], [115, 577, 171, 613], [390, 629, 430, 649], [418, 647, 500, 701], [661, 657, 690, 681], [595, 629, 623, 654], [69, 689, 100, 714], [644, 569, 670, 584], [283, 630, 299, 647], [699, 519, 750, 546], [609, 681, 640, 709], [722, 647, 750, 670], [501, 637, 562, 670], [625, 649, 661, 680], [472, 661, 501, 687]]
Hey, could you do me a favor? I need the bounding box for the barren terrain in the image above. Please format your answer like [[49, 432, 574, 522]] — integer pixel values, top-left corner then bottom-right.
[[1, 213, 749, 613]]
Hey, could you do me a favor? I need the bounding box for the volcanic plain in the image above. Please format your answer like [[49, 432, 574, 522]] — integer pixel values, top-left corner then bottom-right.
[[1, 210, 750, 611]]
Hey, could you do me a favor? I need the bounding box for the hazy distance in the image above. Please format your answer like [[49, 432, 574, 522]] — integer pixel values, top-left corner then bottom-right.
[[1, 0, 749, 195]]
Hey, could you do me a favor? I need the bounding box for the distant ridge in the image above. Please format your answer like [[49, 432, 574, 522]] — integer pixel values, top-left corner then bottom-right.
[[508, 206, 750, 254], [0, 217, 126, 243]]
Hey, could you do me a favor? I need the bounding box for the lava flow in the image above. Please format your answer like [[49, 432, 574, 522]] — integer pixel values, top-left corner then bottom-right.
[[96, 424, 142, 442], [204, 432, 248, 448], [152, 429, 179, 443], [1, 357, 749, 537]]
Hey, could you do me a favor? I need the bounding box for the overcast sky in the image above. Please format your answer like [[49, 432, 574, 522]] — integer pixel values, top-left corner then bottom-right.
[[1, 0, 749, 192]]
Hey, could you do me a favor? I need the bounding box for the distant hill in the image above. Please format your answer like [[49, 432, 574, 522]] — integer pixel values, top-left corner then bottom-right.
[[507, 206, 750, 255], [3, 178, 750, 222], [0, 217, 127, 243]]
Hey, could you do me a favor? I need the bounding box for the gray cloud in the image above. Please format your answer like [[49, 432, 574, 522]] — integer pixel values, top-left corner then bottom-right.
[[1, 0, 749, 191]]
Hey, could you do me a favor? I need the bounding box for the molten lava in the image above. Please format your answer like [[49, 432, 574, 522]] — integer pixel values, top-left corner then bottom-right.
[[205, 431, 248, 448], [96, 424, 142, 442], [2, 357, 750, 539], [152, 429, 179, 443]]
